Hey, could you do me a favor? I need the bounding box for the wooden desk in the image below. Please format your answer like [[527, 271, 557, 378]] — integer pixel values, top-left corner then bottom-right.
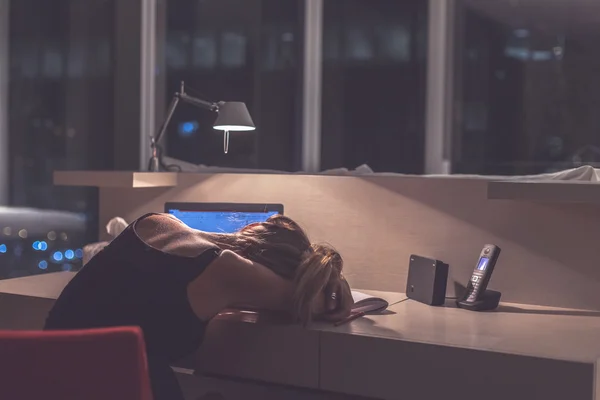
[[1, 272, 599, 400]]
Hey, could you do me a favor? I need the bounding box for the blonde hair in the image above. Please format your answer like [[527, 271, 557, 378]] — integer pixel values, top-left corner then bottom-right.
[[205, 215, 343, 324]]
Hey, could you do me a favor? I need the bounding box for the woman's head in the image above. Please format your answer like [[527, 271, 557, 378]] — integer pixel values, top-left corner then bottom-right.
[[209, 215, 343, 324]]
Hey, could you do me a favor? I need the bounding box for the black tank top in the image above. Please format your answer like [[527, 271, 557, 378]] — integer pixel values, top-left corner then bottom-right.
[[45, 213, 221, 363]]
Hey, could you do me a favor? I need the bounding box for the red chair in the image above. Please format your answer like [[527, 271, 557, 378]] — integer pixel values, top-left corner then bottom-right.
[[0, 326, 153, 400]]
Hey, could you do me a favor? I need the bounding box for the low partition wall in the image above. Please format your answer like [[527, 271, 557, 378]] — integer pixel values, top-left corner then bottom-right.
[[93, 173, 600, 311]]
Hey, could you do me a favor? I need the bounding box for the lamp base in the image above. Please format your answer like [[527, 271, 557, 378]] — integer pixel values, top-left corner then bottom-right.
[[148, 155, 161, 172]]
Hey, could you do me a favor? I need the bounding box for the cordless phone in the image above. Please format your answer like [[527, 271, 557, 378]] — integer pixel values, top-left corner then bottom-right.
[[457, 244, 502, 311]]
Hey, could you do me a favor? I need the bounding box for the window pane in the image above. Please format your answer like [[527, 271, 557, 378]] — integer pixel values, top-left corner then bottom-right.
[[158, 0, 303, 171], [453, 0, 600, 175], [321, 0, 428, 173], [2, 0, 115, 278]]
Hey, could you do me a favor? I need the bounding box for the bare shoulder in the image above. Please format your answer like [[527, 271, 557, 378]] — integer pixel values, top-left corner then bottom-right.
[[135, 213, 187, 231], [135, 213, 217, 257]]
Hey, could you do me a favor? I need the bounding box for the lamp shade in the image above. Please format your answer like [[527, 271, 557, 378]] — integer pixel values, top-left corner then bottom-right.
[[213, 102, 256, 131]]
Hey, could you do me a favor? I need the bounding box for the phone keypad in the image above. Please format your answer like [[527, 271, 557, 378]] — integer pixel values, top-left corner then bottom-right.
[[466, 275, 482, 301]]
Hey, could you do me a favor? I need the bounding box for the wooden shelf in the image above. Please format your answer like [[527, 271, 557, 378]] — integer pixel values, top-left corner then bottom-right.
[[53, 171, 178, 188], [487, 180, 600, 203]]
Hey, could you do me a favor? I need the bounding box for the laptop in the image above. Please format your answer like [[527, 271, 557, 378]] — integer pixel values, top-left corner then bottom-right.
[[164, 202, 284, 233]]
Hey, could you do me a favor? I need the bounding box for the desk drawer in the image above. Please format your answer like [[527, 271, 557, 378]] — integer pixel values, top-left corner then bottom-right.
[[176, 372, 377, 400], [320, 332, 593, 400], [196, 319, 320, 389]]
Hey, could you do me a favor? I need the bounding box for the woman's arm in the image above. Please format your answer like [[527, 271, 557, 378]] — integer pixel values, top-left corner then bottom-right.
[[189, 250, 352, 322], [187, 250, 295, 319], [214, 250, 295, 311]]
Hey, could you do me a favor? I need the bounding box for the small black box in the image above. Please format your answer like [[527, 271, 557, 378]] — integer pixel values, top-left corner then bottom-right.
[[406, 255, 449, 306]]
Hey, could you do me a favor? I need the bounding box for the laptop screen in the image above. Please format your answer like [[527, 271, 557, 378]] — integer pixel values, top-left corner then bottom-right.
[[165, 203, 284, 234]]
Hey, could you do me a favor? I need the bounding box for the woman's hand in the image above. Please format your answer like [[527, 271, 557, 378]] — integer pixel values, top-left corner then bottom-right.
[[318, 274, 353, 322]]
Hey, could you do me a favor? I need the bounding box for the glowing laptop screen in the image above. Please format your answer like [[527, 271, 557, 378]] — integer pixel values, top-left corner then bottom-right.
[[165, 203, 283, 234]]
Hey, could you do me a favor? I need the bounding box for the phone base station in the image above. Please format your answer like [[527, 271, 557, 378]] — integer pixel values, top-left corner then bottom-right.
[[456, 289, 501, 311]]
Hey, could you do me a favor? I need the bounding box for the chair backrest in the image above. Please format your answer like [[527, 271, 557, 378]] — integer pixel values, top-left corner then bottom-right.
[[0, 326, 153, 400]]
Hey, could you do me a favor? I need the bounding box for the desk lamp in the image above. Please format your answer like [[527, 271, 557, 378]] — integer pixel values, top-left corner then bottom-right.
[[148, 81, 255, 172]]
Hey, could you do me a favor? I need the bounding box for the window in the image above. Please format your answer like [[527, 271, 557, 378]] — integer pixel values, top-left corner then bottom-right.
[[1, 0, 115, 278], [320, 0, 428, 173], [452, 0, 600, 175], [157, 0, 304, 171]]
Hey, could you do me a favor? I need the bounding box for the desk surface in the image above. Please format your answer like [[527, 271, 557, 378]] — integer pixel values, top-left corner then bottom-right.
[[0, 271, 75, 299], [2, 271, 600, 363]]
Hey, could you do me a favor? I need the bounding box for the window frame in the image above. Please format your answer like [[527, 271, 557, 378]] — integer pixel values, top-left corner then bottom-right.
[[0, 0, 9, 204]]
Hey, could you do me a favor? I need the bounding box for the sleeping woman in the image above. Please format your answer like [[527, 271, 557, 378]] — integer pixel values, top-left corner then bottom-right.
[[44, 212, 353, 400]]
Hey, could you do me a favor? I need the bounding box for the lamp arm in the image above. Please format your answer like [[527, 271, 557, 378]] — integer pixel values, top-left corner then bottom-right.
[[179, 92, 219, 112], [152, 90, 218, 148], [152, 94, 181, 150]]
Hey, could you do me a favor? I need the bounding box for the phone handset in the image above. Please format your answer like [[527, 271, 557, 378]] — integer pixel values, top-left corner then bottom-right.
[[456, 244, 502, 311]]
